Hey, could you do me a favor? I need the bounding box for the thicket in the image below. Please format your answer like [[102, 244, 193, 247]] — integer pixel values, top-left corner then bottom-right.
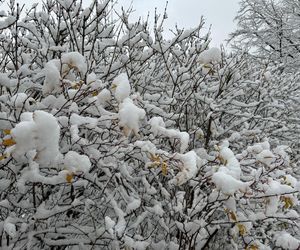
[[0, 0, 299, 249]]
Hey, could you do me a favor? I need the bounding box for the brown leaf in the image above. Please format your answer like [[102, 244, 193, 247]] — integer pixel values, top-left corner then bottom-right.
[[2, 138, 16, 147], [66, 172, 74, 183]]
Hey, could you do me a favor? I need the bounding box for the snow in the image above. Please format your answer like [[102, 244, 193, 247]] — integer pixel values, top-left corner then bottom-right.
[[0, 112, 10, 130], [247, 140, 271, 154], [149, 117, 189, 153], [149, 117, 165, 136], [263, 178, 294, 216], [61, 52, 87, 76], [0, 73, 12, 87], [283, 174, 297, 187], [147, 203, 164, 216], [124, 236, 150, 250], [199, 47, 222, 64], [211, 138, 248, 195], [126, 198, 141, 213], [218, 140, 241, 179], [69, 102, 79, 113], [105, 216, 116, 235], [70, 113, 98, 128], [264, 71, 271, 81], [97, 88, 111, 107], [10, 110, 60, 165], [86, 72, 97, 84], [42, 52, 87, 95], [212, 171, 248, 195], [174, 151, 199, 185], [110, 198, 126, 237], [0, 10, 7, 16], [63, 151, 91, 174], [0, 178, 10, 192], [10, 115, 35, 157], [0, 16, 16, 29], [42, 59, 61, 95], [10, 93, 35, 110], [118, 98, 146, 137], [274, 232, 300, 250], [256, 149, 275, 166], [112, 73, 131, 103], [33, 110, 61, 165], [4, 219, 17, 238], [134, 140, 157, 155]]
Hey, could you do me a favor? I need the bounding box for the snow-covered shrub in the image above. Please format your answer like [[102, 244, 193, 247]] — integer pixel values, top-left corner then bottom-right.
[[0, 0, 299, 249]]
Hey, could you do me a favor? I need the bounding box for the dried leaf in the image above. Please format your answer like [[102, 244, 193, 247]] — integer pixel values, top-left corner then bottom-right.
[[3, 129, 11, 135], [122, 126, 131, 137], [283, 196, 293, 209], [225, 209, 237, 222], [0, 154, 7, 160], [203, 64, 212, 69], [92, 90, 99, 96], [237, 223, 247, 236], [217, 155, 227, 165], [2, 138, 16, 147], [161, 161, 168, 176], [246, 244, 259, 250], [72, 81, 83, 89], [150, 153, 160, 163], [66, 172, 73, 183], [229, 211, 237, 222]]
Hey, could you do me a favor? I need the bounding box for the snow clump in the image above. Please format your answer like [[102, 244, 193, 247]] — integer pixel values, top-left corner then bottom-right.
[[199, 47, 222, 64], [212, 141, 248, 195], [118, 98, 146, 137], [63, 151, 91, 174], [9, 110, 60, 165], [112, 73, 131, 103]]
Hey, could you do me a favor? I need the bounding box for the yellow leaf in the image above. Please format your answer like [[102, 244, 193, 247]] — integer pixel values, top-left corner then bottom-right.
[[283, 197, 293, 209], [122, 126, 131, 137], [246, 244, 259, 250], [149, 153, 159, 161], [66, 172, 73, 183], [203, 64, 212, 69], [73, 84, 80, 89], [92, 90, 99, 96], [225, 209, 237, 222], [237, 223, 247, 236], [217, 155, 227, 165], [71, 81, 83, 89], [2, 138, 16, 147], [229, 211, 237, 222], [282, 176, 292, 186], [3, 129, 11, 135], [0, 154, 7, 160], [161, 161, 168, 176]]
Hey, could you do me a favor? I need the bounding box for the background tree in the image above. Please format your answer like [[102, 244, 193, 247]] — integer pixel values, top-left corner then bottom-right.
[[230, 0, 300, 72]]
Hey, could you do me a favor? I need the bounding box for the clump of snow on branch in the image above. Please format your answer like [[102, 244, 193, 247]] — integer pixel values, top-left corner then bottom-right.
[[199, 47, 222, 64], [149, 117, 189, 153], [119, 98, 146, 137], [9, 110, 60, 165], [112, 73, 131, 103]]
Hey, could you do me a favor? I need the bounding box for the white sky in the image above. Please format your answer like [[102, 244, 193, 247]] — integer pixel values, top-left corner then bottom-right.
[[117, 0, 240, 46], [4, 0, 240, 46]]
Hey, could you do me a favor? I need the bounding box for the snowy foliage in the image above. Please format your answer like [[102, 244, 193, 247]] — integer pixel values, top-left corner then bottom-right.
[[0, 0, 299, 249]]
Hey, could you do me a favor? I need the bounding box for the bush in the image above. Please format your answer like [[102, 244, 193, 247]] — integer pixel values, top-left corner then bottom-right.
[[0, 0, 299, 249]]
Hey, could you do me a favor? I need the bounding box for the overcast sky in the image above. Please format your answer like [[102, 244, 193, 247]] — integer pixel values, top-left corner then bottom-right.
[[116, 0, 240, 46], [6, 0, 240, 46]]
